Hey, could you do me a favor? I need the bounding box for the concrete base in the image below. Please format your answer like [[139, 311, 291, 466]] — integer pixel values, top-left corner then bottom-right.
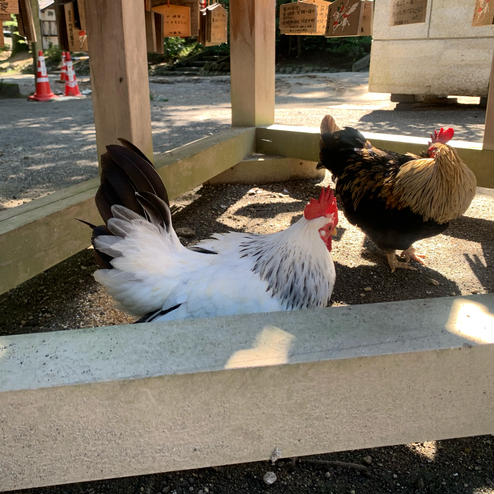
[[0, 295, 492, 491], [369, 0, 494, 97], [207, 154, 325, 184]]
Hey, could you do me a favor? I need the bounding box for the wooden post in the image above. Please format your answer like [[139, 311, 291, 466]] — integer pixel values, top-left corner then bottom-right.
[[27, 0, 41, 76], [85, 0, 153, 161], [0, 22, 4, 48], [483, 55, 493, 151], [230, 0, 276, 127]]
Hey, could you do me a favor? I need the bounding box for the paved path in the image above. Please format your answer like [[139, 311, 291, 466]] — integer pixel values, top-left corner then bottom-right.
[[0, 72, 486, 208]]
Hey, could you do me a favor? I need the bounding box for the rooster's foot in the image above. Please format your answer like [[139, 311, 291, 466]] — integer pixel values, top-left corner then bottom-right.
[[400, 247, 426, 265], [386, 252, 418, 273]]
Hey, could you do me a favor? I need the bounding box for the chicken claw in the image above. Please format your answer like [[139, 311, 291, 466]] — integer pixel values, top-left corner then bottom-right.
[[400, 247, 426, 265], [386, 252, 418, 273]]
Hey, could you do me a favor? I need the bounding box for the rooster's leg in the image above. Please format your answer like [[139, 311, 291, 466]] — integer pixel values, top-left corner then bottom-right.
[[385, 251, 418, 273], [400, 246, 426, 265]]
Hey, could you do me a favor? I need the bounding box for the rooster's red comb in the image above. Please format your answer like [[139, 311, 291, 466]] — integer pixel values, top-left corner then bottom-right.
[[430, 127, 454, 144], [304, 187, 338, 224]]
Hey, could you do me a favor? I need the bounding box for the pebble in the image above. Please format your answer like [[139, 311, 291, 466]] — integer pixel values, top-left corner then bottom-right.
[[325, 471, 331, 478], [175, 227, 196, 238], [429, 278, 440, 286], [362, 455, 372, 465], [270, 447, 282, 464], [263, 471, 277, 485]]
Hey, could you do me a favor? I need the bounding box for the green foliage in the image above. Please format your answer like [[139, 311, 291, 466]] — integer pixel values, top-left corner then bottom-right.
[[44, 45, 62, 70], [5, 15, 29, 57], [163, 37, 200, 61]]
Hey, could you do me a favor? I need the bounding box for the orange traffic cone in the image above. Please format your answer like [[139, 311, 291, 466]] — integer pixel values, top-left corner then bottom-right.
[[59, 51, 67, 82], [64, 52, 82, 97], [29, 51, 56, 102]]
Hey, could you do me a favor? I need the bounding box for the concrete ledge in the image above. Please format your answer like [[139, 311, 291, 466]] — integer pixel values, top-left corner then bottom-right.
[[256, 125, 494, 188], [1, 295, 493, 491], [0, 128, 255, 295]]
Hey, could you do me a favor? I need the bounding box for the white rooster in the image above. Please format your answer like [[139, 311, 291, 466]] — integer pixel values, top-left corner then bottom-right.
[[87, 140, 338, 322]]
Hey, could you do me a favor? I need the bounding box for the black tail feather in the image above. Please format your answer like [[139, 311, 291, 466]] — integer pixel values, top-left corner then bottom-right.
[[82, 139, 171, 270], [135, 191, 172, 232], [77, 219, 114, 269]]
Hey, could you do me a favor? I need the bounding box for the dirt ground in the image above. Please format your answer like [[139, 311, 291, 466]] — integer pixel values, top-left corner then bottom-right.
[[0, 50, 493, 494], [1, 176, 493, 494]]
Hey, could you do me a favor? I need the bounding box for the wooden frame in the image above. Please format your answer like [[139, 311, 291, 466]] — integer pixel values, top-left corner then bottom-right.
[[3, 0, 490, 295], [1, 294, 492, 492], [0, 128, 255, 295], [0, 2, 493, 491], [1, 126, 491, 296]]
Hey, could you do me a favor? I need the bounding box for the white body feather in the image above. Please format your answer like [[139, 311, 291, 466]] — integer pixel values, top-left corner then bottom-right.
[[94, 206, 335, 322]]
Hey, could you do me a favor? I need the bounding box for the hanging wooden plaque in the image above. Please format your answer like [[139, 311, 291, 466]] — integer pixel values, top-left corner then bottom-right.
[[326, 0, 373, 37], [206, 3, 227, 45], [279, 2, 318, 34], [472, 0, 494, 26], [198, 3, 227, 46], [173, 0, 200, 36], [390, 0, 427, 26], [65, 0, 88, 51], [0, 0, 19, 16], [153, 4, 191, 37], [304, 0, 331, 35]]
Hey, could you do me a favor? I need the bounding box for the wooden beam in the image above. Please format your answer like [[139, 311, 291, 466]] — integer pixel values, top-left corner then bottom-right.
[[256, 126, 494, 188], [1, 295, 492, 492], [144, 9, 157, 53], [483, 54, 494, 151], [0, 128, 255, 295], [230, 0, 276, 126], [85, 0, 153, 161]]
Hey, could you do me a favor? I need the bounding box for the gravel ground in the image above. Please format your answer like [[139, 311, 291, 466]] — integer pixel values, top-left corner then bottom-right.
[[0, 65, 492, 494], [0, 72, 486, 208]]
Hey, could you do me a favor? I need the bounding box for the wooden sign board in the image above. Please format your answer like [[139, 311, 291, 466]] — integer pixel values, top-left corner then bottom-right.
[[279, 2, 318, 34], [472, 0, 494, 26], [173, 0, 200, 36], [281, 0, 331, 36], [199, 3, 227, 46], [0, 13, 11, 20], [206, 3, 227, 45], [153, 0, 199, 37], [326, 0, 373, 37], [153, 4, 191, 37], [390, 0, 427, 26], [65, 0, 88, 51], [0, 0, 19, 16]]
